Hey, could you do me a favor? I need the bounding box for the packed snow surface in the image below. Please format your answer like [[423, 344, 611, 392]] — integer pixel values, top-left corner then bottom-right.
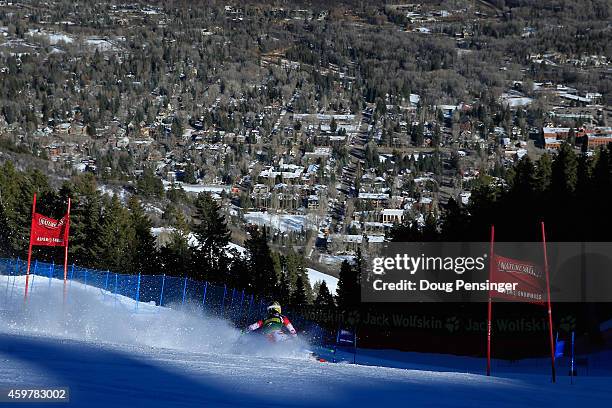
[[1, 275, 611, 407], [306, 268, 338, 295]]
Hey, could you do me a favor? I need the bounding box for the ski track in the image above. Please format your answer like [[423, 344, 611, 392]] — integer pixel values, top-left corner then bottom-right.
[[1, 275, 611, 407]]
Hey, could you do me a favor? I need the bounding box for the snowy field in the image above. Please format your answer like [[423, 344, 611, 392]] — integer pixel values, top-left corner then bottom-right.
[[1, 275, 611, 407], [306, 268, 338, 295], [245, 212, 319, 233]]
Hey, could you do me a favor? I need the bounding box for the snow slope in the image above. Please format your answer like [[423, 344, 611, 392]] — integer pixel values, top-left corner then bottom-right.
[[1, 275, 612, 408], [306, 268, 338, 295]]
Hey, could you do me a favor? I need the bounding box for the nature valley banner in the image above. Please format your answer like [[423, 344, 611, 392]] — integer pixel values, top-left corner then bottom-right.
[[31, 212, 69, 247], [490, 254, 545, 305]]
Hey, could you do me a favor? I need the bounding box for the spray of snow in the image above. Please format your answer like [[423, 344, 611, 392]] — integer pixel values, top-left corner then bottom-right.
[[1, 275, 310, 359]]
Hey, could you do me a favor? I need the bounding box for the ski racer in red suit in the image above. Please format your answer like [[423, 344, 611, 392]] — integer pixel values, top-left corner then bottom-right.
[[246, 301, 297, 343]]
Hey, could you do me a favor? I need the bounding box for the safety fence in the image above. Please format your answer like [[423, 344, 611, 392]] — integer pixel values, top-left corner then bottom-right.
[[0, 257, 291, 329], [0, 257, 331, 344]]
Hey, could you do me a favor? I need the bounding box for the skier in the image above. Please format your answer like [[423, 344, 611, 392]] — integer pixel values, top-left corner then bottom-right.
[[245, 301, 298, 343]]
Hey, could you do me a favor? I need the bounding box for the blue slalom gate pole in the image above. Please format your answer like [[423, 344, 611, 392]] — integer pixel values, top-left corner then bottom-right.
[[104, 270, 110, 291], [48, 261, 54, 289], [247, 294, 254, 321], [220, 284, 227, 316], [9, 257, 19, 301], [571, 331, 575, 384], [181, 277, 188, 307], [202, 281, 208, 309], [159, 274, 166, 307], [3, 261, 10, 305], [30, 260, 38, 293], [114, 273, 118, 308], [238, 289, 245, 320], [67, 264, 75, 298], [4, 259, 11, 298], [135, 273, 141, 312], [354, 331, 358, 364], [229, 288, 236, 317]]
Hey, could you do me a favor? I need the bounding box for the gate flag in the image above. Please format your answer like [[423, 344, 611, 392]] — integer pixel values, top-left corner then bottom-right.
[[486, 223, 556, 383], [31, 213, 69, 247], [24, 193, 71, 301], [489, 255, 545, 305]]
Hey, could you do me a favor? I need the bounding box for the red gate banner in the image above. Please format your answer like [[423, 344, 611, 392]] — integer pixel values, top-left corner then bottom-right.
[[24, 193, 71, 303], [31, 213, 69, 247], [490, 254, 545, 305], [487, 223, 555, 382]]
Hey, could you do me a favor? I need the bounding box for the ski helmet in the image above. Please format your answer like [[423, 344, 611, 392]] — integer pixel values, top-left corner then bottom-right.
[[267, 301, 282, 315]]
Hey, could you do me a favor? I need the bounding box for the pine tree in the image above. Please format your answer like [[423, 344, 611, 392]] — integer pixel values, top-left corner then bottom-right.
[[576, 153, 592, 198], [336, 260, 359, 310], [183, 163, 197, 184], [128, 196, 159, 275], [137, 167, 164, 198], [330, 116, 337, 133], [568, 127, 576, 145], [411, 123, 424, 146], [278, 270, 292, 305], [551, 142, 578, 196], [245, 228, 277, 296], [440, 198, 468, 241], [12, 169, 49, 255], [315, 280, 336, 308], [510, 156, 537, 197], [535, 153, 552, 193], [285, 250, 303, 290], [69, 180, 103, 268], [159, 209, 193, 277], [422, 212, 439, 241], [192, 192, 230, 281], [290, 275, 308, 308], [0, 199, 15, 257], [592, 147, 611, 191], [97, 195, 134, 272]]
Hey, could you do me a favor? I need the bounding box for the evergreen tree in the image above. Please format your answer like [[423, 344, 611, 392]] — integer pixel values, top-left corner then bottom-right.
[[285, 250, 309, 298], [336, 260, 359, 310], [440, 198, 468, 241], [192, 192, 231, 282], [128, 196, 159, 275], [290, 275, 308, 308], [136, 167, 164, 198], [411, 123, 424, 146], [330, 117, 337, 133], [245, 228, 277, 296], [160, 210, 193, 277], [568, 127, 576, 145], [535, 153, 552, 193], [97, 195, 134, 272], [551, 142, 578, 196], [69, 181, 103, 267], [576, 153, 592, 198], [422, 212, 439, 241], [0, 199, 15, 257], [278, 270, 291, 305], [592, 147, 611, 192], [183, 163, 197, 184], [315, 280, 336, 309], [510, 156, 537, 198]]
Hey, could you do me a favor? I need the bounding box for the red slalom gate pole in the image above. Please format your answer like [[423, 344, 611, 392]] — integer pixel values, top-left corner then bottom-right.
[[541, 221, 556, 383], [487, 224, 495, 376], [62, 198, 71, 305], [24, 193, 37, 302]]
